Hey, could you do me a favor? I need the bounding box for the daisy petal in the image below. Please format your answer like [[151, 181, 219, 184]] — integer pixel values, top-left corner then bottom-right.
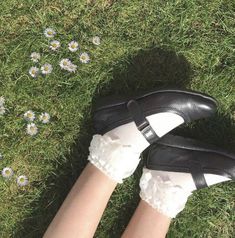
[[26, 123, 38, 136], [92, 36, 101, 45], [79, 52, 90, 64], [41, 63, 53, 75], [44, 28, 56, 38], [17, 175, 29, 187], [68, 41, 79, 52], [30, 52, 41, 62], [39, 112, 50, 123], [50, 40, 60, 51], [24, 110, 35, 121], [29, 66, 39, 78], [2, 167, 14, 178]]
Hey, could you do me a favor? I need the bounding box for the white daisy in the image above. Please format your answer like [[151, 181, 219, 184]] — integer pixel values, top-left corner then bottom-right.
[[92, 36, 101, 45], [0, 96, 5, 106], [26, 123, 38, 136], [68, 41, 79, 52], [50, 40, 60, 51], [59, 58, 71, 69], [0, 106, 6, 115], [44, 28, 56, 38], [39, 112, 50, 123], [17, 175, 29, 187], [41, 63, 53, 75], [67, 63, 77, 73], [2, 167, 14, 178], [29, 66, 39, 78], [79, 52, 90, 63], [30, 52, 41, 62], [24, 110, 35, 121]]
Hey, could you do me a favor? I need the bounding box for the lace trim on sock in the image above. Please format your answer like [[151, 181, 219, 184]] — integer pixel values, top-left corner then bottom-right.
[[139, 169, 192, 218], [88, 135, 141, 183]]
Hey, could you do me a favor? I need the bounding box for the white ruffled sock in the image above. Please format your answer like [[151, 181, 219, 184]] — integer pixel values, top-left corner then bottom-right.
[[88, 112, 184, 183], [106, 112, 184, 154], [139, 168, 231, 218]]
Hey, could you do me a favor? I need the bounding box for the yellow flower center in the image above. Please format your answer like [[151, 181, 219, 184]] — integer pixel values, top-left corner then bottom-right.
[[32, 70, 36, 74], [63, 61, 68, 66], [48, 31, 53, 35], [5, 170, 10, 175], [30, 126, 36, 132], [52, 43, 57, 47], [44, 66, 49, 71], [71, 44, 76, 49], [20, 178, 25, 183]]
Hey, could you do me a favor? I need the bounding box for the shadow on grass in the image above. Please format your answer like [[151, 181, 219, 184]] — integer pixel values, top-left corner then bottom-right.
[[93, 47, 192, 98], [15, 47, 235, 237]]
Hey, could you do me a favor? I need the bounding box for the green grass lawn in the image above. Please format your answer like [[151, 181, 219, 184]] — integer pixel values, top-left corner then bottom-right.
[[0, 0, 234, 237]]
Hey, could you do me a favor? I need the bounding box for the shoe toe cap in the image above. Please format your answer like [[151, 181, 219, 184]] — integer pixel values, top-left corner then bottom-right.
[[187, 96, 217, 121]]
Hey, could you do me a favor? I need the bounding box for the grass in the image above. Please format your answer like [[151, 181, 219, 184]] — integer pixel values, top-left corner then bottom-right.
[[0, 0, 234, 237]]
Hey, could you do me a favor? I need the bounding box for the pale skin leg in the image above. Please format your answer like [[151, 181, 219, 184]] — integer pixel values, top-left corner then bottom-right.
[[122, 200, 171, 238], [44, 163, 171, 238], [43, 163, 117, 238]]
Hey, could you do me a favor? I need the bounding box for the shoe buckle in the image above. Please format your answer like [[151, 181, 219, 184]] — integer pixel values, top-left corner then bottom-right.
[[138, 120, 159, 144], [127, 100, 159, 144]]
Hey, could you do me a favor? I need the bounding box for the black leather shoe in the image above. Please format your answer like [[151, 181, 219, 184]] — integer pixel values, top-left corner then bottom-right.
[[146, 134, 235, 189], [93, 89, 217, 143]]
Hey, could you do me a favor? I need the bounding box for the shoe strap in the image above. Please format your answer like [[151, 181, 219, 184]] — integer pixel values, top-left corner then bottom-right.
[[127, 100, 159, 144], [190, 162, 208, 190]]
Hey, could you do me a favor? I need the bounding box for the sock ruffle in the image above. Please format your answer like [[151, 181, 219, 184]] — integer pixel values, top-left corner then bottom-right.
[[88, 135, 141, 183], [139, 168, 192, 218]]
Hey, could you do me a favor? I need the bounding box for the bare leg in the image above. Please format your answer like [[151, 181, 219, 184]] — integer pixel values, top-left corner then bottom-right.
[[43, 112, 184, 238], [122, 200, 171, 238], [44, 163, 117, 238]]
